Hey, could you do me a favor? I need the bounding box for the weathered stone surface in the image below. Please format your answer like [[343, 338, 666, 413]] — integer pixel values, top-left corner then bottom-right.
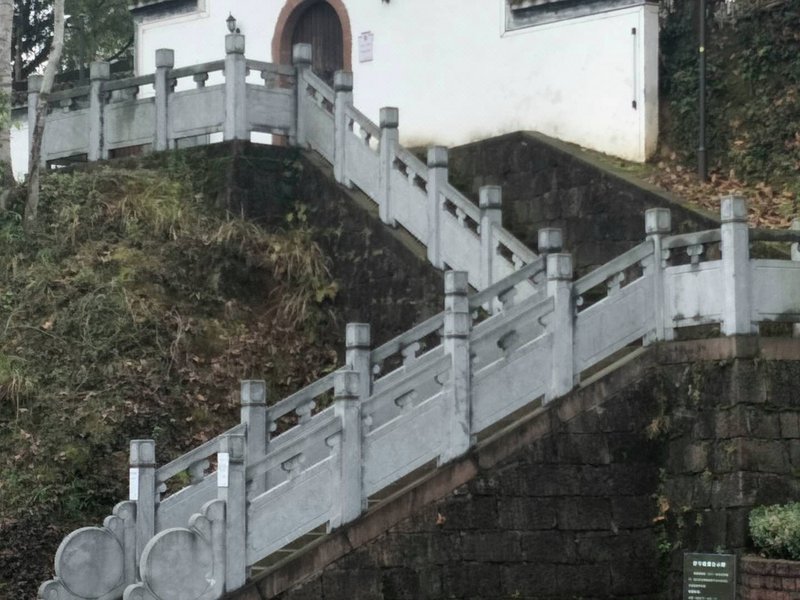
[[237, 351, 800, 600], [448, 131, 718, 274]]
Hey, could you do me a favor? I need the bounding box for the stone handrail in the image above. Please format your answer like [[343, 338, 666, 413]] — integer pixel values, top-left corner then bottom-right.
[[102, 74, 157, 93], [266, 369, 340, 422], [168, 60, 225, 81], [40, 201, 800, 600], [573, 241, 653, 297], [155, 423, 245, 485]]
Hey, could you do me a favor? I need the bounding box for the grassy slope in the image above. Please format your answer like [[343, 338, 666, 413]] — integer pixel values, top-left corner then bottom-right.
[[0, 158, 341, 597]]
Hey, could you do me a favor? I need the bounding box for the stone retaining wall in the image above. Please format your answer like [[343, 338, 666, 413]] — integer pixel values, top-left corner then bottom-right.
[[448, 131, 718, 274], [230, 339, 800, 600]]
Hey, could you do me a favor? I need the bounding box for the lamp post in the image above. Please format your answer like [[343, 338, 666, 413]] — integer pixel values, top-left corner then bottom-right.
[[698, 0, 708, 181]]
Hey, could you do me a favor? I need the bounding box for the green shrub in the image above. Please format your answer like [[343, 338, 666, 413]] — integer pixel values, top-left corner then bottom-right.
[[750, 503, 800, 560]]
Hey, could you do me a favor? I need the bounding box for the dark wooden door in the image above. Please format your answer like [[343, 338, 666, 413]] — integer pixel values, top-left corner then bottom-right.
[[291, 1, 344, 85]]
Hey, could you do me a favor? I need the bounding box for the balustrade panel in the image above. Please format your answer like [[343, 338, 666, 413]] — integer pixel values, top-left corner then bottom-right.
[[472, 331, 553, 433], [751, 259, 800, 322], [362, 352, 451, 495], [105, 99, 156, 150], [43, 109, 90, 159], [574, 275, 654, 373], [663, 261, 724, 328], [246, 85, 294, 134], [170, 86, 225, 139]]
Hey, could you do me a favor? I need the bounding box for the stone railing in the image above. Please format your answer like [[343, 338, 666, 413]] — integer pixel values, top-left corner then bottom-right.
[[31, 36, 538, 296], [28, 34, 296, 164], [39, 198, 800, 600]]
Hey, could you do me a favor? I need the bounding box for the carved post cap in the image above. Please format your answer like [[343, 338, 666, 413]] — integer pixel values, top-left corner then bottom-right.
[[27, 74, 43, 93], [334, 370, 360, 400], [538, 228, 563, 253], [222, 433, 246, 461], [427, 146, 449, 169], [292, 43, 312, 66], [479, 186, 502, 210], [334, 70, 353, 92], [645, 208, 672, 235], [346, 323, 371, 349], [155, 49, 175, 69], [225, 33, 245, 54], [380, 107, 399, 129], [720, 196, 748, 223], [444, 270, 469, 296], [90, 61, 110, 81], [130, 439, 156, 466], [546, 253, 573, 281], [240, 380, 267, 406]]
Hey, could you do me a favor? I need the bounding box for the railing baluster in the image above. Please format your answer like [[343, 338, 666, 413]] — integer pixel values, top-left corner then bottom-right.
[[129, 439, 156, 571]]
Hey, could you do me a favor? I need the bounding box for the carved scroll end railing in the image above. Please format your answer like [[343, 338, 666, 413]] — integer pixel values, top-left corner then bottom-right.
[[123, 500, 226, 600], [38, 501, 137, 600]]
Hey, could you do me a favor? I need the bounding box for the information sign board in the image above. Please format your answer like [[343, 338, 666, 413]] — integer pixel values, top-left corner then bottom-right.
[[683, 553, 736, 600], [359, 32, 374, 63]]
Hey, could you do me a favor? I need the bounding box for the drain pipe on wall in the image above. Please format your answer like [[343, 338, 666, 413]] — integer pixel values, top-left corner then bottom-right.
[[698, 0, 708, 181]]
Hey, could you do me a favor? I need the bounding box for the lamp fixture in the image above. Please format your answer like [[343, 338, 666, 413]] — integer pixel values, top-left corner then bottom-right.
[[226, 13, 237, 33]]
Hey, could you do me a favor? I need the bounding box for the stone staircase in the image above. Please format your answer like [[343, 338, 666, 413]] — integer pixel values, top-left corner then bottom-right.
[[32, 33, 800, 600]]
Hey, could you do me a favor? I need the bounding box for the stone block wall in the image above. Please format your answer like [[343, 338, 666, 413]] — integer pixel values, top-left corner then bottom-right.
[[656, 353, 800, 599], [237, 342, 800, 600], [293, 152, 445, 346], [447, 132, 718, 274]]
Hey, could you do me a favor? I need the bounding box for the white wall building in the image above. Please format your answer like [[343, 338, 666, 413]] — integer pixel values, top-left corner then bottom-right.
[[133, 0, 659, 162], [10, 0, 659, 178]]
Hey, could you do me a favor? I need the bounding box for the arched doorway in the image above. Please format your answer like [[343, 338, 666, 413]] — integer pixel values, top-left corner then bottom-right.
[[273, 0, 352, 85]]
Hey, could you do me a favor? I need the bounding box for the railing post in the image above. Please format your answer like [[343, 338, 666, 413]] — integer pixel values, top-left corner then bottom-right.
[[792, 219, 799, 338], [546, 253, 574, 401], [441, 271, 472, 463], [538, 228, 563, 255], [426, 146, 448, 269], [333, 70, 353, 186], [219, 433, 247, 591], [240, 380, 267, 496], [27, 75, 42, 162], [129, 439, 156, 570], [154, 49, 174, 151], [346, 323, 371, 401], [224, 33, 247, 141], [378, 107, 399, 226], [645, 208, 672, 342], [720, 196, 755, 336], [88, 61, 110, 162], [479, 186, 502, 290], [293, 43, 312, 148], [334, 369, 364, 526]]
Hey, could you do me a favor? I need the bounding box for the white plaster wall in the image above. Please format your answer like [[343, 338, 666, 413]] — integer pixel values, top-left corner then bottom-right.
[[10, 119, 28, 181], [133, 0, 659, 161]]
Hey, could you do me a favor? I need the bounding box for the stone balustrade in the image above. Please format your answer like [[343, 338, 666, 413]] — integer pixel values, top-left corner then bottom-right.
[[39, 201, 800, 600], [31, 37, 539, 297]]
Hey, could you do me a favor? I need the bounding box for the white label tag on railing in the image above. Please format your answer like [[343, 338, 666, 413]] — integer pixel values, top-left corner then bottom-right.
[[218, 453, 230, 488], [129, 468, 139, 501]]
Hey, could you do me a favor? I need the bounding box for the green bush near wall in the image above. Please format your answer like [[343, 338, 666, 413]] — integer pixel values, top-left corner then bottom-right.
[[750, 503, 800, 560]]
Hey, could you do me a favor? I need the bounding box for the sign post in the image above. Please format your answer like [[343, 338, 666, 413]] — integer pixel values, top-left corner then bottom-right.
[[684, 553, 736, 600]]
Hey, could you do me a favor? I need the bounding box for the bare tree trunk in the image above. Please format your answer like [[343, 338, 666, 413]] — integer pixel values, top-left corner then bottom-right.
[[25, 0, 65, 232], [0, 0, 13, 211]]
